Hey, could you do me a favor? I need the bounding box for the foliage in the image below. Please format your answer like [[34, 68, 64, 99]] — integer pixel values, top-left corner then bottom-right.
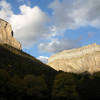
[[0, 45, 100, 100], [52, 72, 79, 100]]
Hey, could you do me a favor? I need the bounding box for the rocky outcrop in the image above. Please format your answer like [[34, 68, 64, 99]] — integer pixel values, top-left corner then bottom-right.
[[48, 44, 100, 73], [0, 19, 21, 50]]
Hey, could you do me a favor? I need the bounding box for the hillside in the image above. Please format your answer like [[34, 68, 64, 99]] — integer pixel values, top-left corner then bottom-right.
[[0, 19, 100, 100], [0, 19, 57, 100], [0, 44, 100, 100], [48, 43, 100, 73], [0, 44, 57, 100], [0, 44, 56, 76]]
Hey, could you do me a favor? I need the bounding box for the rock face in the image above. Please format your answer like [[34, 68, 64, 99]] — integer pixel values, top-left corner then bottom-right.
[[0, 19, 21, 50], [48, 44, 100, 73]]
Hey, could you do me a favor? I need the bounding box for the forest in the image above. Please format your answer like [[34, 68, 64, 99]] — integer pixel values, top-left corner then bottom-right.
[[0, 45, 100, 100]]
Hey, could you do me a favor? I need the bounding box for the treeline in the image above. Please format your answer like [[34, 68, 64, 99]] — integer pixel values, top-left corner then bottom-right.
[[0, 69, 100, 100], [0, 45, 56, 100], [52, 71, 100, 100], [0, 45, 100, 100]]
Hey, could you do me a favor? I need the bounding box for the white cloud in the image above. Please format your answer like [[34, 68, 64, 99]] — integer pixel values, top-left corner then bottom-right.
[[39, 38, 81, 53], [9, 5, 49, 48], [49, 0, 100, 33], [37, 56, 48, 64], [0, 0, 50, 48], [46, 0, 100, 53]]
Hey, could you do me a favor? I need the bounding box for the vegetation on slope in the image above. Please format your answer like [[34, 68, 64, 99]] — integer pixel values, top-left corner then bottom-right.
[[0, 44, 100, 100], [0, 44, 57, 100]]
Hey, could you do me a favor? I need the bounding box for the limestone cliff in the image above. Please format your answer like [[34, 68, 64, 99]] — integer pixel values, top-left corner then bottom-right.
[[48, 44, 100, 73], [0, 19, 21, 50]]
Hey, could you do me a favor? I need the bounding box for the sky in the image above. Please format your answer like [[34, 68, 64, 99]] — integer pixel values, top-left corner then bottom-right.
[[0, 0, 100, 63]]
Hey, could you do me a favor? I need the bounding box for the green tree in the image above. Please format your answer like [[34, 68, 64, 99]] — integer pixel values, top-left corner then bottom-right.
[[7, 75, 26, 100], [0, 69, 10, 86], [24, 74, 48, 99], [77, 72, 100, 100], [52, 72, 79, 100], [0, 69, 10, 99]]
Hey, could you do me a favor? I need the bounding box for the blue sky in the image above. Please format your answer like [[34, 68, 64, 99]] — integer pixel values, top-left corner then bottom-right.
[[0, 0, 100, 63]]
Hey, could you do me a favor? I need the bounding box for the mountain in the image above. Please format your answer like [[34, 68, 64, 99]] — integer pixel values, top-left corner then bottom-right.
[[48, 43, 100, 73], [0, 44, 56, 76], [0, 19, 56, 76], [0, 19, 100, 100], [0, 44, 57, 100], [0, 19, 21, 49], [0, 19, 57, 100], [1, 45, 100, 100]]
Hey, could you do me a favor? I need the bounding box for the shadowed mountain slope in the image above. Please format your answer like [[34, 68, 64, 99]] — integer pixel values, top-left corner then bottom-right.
[[0, 44, 56, 76]]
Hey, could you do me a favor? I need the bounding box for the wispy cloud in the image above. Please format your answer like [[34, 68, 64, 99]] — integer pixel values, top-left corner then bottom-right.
[[39, 38, 81, 53], [16, 0, 31, 6], [49, 0, 100, 33], [0, 0, 13, 20]]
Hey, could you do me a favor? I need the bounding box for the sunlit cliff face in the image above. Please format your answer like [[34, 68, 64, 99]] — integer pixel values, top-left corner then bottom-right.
[[48, 44, 100, 73], [0, 19, 21, 50]]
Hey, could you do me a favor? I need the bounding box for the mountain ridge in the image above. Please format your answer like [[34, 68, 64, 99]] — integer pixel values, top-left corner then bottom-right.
[[48, 43, 100, 73]]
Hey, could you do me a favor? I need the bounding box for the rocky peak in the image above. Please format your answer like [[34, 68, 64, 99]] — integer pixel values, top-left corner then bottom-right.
[[48, 44, 100, 73], [0, 19, 21, 50]]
